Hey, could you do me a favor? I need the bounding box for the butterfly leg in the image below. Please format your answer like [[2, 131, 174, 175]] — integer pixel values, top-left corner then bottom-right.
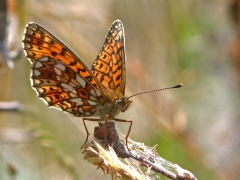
[[114, 118, 132, 151], [82, 117, 100, 148]]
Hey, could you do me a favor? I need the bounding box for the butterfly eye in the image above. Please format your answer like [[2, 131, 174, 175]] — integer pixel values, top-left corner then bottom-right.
[[115, 97, 132, 112], [115, 98, 123, 108]]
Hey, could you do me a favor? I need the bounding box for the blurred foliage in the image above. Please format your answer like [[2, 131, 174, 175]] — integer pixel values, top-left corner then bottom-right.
[[0, 0, 239, 180]]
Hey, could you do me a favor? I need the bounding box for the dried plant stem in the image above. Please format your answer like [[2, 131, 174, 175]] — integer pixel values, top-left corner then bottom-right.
[[83, 121, 197, 180]]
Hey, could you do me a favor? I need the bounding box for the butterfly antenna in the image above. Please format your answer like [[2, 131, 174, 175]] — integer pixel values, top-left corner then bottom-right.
[[128, 84, 182, 99]]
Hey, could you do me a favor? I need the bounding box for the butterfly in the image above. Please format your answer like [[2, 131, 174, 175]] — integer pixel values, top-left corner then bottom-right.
[[22, 20, 133, 148]]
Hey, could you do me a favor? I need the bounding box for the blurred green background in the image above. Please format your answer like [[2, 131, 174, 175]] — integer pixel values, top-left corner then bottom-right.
[[1, 0, 240, 179]]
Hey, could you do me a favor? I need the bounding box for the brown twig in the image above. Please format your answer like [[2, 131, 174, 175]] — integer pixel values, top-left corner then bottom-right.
[[83, 121, 197, 180]]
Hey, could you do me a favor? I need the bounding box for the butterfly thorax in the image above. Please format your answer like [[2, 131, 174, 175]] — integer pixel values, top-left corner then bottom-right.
[[98, 90, 132, 120]]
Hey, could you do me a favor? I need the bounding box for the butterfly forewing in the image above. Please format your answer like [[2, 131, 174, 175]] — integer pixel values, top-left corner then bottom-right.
[[92, 20, 126, 95], [22, 23, 107, 116]]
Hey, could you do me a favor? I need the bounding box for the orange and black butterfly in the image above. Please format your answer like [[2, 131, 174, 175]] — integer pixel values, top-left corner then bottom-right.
[[22, 20, 182, 148], [22, 20, 133, 147]]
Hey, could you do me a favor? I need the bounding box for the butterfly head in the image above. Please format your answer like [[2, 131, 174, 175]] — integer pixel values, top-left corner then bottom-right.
[[115, 96, 132, 112]]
